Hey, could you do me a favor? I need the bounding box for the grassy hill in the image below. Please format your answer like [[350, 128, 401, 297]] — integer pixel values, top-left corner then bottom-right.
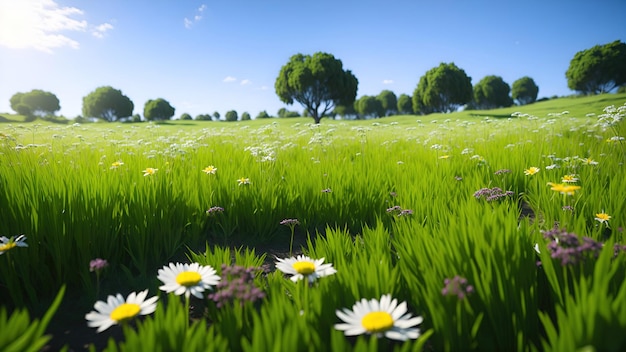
[[1, 92, 625, 127]]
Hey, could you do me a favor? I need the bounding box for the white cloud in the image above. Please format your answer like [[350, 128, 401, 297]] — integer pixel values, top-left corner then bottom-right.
[[240, 79, 252, 86], [260, 85, 269, 91], [184, 4, 207, 29], [382, 79, 394, 85], [92, 22, 114, 39], [0, 0, 89, 53], [223, 76, 237, 83], [184, 18, 193, 29]]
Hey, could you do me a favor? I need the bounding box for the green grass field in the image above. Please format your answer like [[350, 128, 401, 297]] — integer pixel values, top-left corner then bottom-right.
[[1, 93, 625, 351]]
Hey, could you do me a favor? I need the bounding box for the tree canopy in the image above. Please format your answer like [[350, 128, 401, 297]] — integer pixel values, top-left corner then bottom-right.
[[397, 94, 413, 115], [10, 89, 60, 118], [333, 104, 358, 120], [377, 90, 397, 116], [512, 77, 539, 105], [566, 40, 626, 94], [473, 75, 513, 109], [225, 110, 238, 122], [275, 52, 358, 123], [196, 114, 212, 121], [82, 86, 134, 122], [412, 62, 473, 114], [355, 95, 383, 119], [143, 98, 175, 121], [277, 108, 299, 118], [256, 110, 271, 119]]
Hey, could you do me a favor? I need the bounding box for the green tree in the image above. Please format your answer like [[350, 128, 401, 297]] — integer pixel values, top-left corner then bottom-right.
[[82, 86, 134, 122], [9, 92, 24, 113], [180, 113, 192, 120], [356, 95, 384, 119], [275, 52, 358, 124], [512, 76, 539, 105], [277, 108, 299, 118], [196, 114, 212, 121], [225, 110, 238, 122], [397, 94, 413, 114], [10, 89, 60, 117], [333, 104, 358, 119], [15, 104, 32, 117], [256, 110, 271, 119], [143, 98, 175, 121], [412, 90, 429, 115], [241, 112, 251, 121], [213, 111, 220, 120], [377, 90, 397, 116], [473, 75, 513, 109], [412, 62, 473, 113], [566, 40, 626, 94]]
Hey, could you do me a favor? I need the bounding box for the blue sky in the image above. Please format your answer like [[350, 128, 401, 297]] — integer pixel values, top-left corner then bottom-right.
[[1, 0, 625, 119]]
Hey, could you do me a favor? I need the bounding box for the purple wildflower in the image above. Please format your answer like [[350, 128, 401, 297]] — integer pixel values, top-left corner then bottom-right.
[[89, 258, 109, 273], [208, 264, 265, 308], [280, 219, 300, 226], [494, 169, 511, 175], [386, 205, 402, 213], [454, 176, 463, 181], [613, 243, 626, 258], [387, 205, 414, 217], [474, 187, 515, 202], [206, 206, 224, 215], [398, 209, 414, 217], [562, 205, 574, 212], [442, 275, 474, 300], [541, 227, 603, 265]]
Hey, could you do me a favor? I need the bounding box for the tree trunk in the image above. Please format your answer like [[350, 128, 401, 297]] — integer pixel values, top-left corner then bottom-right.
[[313, 112, 321, 124]]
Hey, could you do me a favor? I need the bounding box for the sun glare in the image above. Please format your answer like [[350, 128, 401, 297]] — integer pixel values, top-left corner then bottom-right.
[[0, 0, 86, 52]]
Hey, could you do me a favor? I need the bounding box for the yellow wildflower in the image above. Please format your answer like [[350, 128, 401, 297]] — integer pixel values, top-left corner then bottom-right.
[[202, 165, 217, 175], [524, 167, 540, 176]]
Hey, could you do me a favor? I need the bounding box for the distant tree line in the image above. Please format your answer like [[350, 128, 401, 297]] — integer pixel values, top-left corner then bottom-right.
[[6, 40, 624, 123], [276, 41, 625, 122]]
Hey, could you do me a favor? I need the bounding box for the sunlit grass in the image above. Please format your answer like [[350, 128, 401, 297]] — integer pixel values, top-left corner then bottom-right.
[[0, 95, 625, 351]]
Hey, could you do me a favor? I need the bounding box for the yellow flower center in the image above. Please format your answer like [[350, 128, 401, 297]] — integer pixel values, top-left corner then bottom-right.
[[292, 261, 315, 275], [562, 175, 576, 182], [0, 242, 17, 252], [525, 167, 539, 175], [110, 303, 141, 323], [176, 271, 202, 287], [361, 311, 394, 333], [596, 213, 610, 221]]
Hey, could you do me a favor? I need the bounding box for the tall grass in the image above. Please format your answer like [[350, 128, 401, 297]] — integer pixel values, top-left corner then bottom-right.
[[0, 96, 625, 350]]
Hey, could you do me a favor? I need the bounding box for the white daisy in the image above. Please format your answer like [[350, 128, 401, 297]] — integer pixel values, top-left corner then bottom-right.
[[85, 290, 158, 332], [0, 235, 28, 255], [335, 294, 423, 341], [157, 262, 220, 299], [275, 255, 337, 283]]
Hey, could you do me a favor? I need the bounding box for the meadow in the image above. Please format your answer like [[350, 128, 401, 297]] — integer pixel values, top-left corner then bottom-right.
[[1, 93, 625, 351]]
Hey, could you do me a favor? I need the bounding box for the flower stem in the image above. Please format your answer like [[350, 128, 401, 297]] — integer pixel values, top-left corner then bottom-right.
[[184, 295, 190, 329], [289, 225, 296, 256]]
